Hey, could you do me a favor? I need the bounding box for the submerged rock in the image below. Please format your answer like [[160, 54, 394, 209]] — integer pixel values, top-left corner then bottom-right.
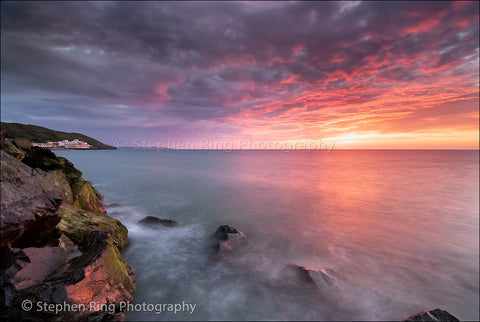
[[138, 216, 178, 227], [284, 264, 345, 289], [212, 225, 248, 256], [405, 308, 459, 321]]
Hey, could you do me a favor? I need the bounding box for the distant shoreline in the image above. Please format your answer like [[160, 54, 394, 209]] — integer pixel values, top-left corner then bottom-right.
[[107, 147, 480, 151], [50, 148, 116, 151]]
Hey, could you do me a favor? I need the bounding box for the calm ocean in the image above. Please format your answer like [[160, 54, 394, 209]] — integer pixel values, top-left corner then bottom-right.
[[54, 149, 479, 321]]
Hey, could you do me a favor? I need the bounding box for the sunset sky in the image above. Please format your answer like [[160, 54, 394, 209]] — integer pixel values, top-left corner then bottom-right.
[[1, 1, 479, 149]]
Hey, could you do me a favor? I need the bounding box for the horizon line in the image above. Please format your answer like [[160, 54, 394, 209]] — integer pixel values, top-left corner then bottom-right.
[[115, 147, 480, 151]]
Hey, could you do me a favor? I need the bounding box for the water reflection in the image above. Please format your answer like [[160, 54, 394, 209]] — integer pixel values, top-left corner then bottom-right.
[[56, 149, 479, 321]]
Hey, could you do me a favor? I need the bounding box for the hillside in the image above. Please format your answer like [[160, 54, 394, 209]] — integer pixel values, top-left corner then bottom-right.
[[0, 122, 116, 150]]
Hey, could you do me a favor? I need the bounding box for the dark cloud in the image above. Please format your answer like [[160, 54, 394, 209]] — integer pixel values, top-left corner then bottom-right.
[[1, 1, 478, 145]]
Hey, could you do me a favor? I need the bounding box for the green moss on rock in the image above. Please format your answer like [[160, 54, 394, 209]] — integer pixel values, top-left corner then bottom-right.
[[21, 146, 62, 171], [71, 180, 106, 214], [56, 205, 128, 250], [0, 139, 24, 160], [105, 241, 135, 293], [57, 157, 83, 184]]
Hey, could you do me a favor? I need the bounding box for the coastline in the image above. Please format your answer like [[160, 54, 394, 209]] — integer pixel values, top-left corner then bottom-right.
[[0, 140, 134, 320]]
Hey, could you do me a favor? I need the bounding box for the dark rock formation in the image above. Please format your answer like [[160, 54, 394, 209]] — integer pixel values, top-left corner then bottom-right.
[[212, 225, 248, 256], [405, 308, 459, 321], [22, 146, 65, 171], [0, 140, 134, 321], [284, 264, 346, 289], [2, 229, 134, 321], [20, 146, 106, 214], [138, 215, 178, 227], [1, 151, 65, 249], [6, 234, 80, 292]]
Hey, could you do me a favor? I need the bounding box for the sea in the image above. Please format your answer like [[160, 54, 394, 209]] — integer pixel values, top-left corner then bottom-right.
[[54, 149, 479, 321]]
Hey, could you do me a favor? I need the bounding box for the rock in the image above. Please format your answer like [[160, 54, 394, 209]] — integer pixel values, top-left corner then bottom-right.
[[54, 157, 83, 186], [0, 137, 24, 160], [285, 264, 345, 289], [71, 180, 106, 214], [0, 142, 135, 321], [63, 232, 135, 304], [56, 204, 129, 250], [404, 308, 459, 321], [21, 147, 83, 186], [1, 215, 134, 321], [138, 216, 178, 227], [20, 146, 105, 214], [22, 146, 64, 171], [2, 142, 105, 215], [3, 231, 135, 321], [0, 150, 65, 249], [212, 225, 248, 256], [9, 241, 80, 291]]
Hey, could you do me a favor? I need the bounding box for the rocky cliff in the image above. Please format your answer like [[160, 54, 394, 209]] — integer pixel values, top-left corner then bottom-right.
[[1, 139, 134, 321]]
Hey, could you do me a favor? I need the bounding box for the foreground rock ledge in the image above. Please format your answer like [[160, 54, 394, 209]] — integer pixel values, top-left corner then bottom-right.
[[1, 151, 65, 249], [405, 308, 459, 321], [0, 147, 135, 321]]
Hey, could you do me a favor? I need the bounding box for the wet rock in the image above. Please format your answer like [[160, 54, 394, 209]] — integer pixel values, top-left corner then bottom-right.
[[20, 146, 106, 214], [11, 247, 67, 291], [405, 308, 459, 321], [71, 180, 106, 214], [57, 204, 129, 250], [285, 264, 345, 289], [0, 144, 135, 321], [212, 225, 248, 256], [0, 150, 65, 249], [8, 236, 81, 292], [1, 219, 134, 321], [56, 231, 134, 319], [138, 216, 178, 227]]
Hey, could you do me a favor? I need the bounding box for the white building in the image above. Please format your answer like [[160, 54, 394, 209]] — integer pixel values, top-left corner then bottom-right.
[[32, 139, 91, 149]]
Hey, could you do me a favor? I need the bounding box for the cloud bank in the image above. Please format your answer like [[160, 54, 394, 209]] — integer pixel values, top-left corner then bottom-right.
[[1, 1, 478, 148]]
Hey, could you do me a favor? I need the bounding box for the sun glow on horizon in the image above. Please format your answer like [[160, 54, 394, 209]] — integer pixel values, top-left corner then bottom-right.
[[1, 1, 478, 149]]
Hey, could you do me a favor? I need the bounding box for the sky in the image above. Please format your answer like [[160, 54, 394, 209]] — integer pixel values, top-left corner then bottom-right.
[[1, 1, 479, 149]]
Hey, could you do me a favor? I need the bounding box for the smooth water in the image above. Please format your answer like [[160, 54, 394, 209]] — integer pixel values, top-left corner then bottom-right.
[[55, 149, 479, 321]]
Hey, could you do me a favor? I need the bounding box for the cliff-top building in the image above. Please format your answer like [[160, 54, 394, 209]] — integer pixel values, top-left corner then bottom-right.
[[32, 139, 91, 149]]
